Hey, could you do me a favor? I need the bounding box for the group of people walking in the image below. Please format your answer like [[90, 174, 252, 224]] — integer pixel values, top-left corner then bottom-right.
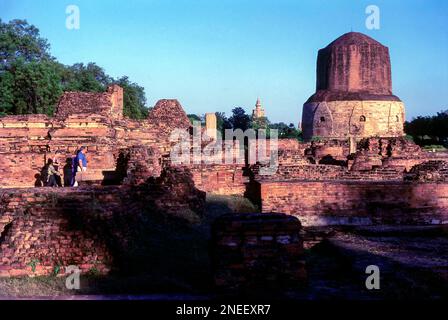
[[42, 146, 88, 187]]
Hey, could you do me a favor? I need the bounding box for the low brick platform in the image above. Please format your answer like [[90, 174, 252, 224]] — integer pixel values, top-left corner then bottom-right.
[[211, 213, 306, 293]]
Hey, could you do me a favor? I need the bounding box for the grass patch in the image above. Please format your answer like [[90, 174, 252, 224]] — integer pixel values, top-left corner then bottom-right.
[[422, 145, 447, 152], [206, 194, 258, 213]]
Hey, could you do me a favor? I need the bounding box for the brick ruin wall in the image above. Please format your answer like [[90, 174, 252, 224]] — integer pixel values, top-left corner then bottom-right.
[[180, 135, 448, 197], [0, 167, 205, 277], [0, 87, 258, 195], [1, 96, 445, 195], [1, 86, 448, 243], [54, 85, 124, 120], [256, 180, 448, 226], [0, 187, 123, 276], [0, 89, 191, 188], [188, 164, 248, 196]]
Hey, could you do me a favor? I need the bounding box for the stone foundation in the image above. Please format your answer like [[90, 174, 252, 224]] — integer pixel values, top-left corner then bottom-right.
[[302, 100, 405, 140]]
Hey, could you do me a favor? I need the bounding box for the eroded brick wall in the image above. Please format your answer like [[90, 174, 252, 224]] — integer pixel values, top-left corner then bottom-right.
[[188, 164, 249, 195], [258, 180, 448, 226], [0, 87, 193, 188], [0, 187, 124, 276], [0, 166, 205, 277]]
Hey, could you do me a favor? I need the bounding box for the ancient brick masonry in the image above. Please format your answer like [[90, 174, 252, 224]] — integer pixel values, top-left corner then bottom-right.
[[147, 99, 191, 134], [117, 145, 162, 185], [141, 166, 206, 218], [405, 161, 448, 182], [0, 86, 192, 188], [211, 213, 306, 292], [315, 32, 393, 95], [257, 180, 448, 226], [246, 135, 448, 226], [188, 164, 248, 196], [0, 166, 205, 277], [0, 188, 118, 277], [55, 85, 124, 120]]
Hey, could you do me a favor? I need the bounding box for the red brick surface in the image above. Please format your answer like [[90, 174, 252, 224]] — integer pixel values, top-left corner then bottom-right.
[[0, 86, 191, 188], [211, 213, 306, 291], [258, 180, 448, 226], [0, 166, 205, 277]]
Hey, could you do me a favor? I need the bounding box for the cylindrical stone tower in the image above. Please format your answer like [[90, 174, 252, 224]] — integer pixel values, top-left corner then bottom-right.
[[302, 32, 405, 141]]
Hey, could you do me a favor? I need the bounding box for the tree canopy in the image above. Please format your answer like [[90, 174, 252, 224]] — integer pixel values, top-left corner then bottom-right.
[[0, 58, 63, 115], [187, 114, 202, 125], [269, 122, 302, 140], [405, 110, 448, 146], [229, 107, 251, 131], [0, 19, 148, 119], [0, 19, 52, 67]]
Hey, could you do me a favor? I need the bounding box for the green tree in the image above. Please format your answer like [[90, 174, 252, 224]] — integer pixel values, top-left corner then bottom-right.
[[0, 58, 62, 115], [0, 19, 52, 69], [187, 114, 202, 124], [269, 122, 302, 140], [405, 110, 448, 146], [0, 71, 14, 116], [0, 19, 60, 115], [215, 112, 232, 136], [229, 107, 251, 131], [62, 62, 111, 92]]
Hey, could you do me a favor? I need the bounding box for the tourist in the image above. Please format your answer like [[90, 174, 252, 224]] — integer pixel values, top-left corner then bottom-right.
[[46, 159, 60, 187], [71, 146, 88, 187], [63, 157, 74, 186]]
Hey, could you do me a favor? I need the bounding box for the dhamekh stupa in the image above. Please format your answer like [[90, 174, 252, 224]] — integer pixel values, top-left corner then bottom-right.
[[302, 32, 405, 141]]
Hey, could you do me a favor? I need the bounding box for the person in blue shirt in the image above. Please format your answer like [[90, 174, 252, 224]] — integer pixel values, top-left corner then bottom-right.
[[71, 146, 88, 187]]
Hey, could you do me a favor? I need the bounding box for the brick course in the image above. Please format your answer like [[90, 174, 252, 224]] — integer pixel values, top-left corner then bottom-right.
[[258, 180, 448, 226], [0, 166, 205, 277]]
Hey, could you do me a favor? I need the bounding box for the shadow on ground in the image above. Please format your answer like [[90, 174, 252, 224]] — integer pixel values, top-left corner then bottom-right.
[[0, 197, 447, 300]]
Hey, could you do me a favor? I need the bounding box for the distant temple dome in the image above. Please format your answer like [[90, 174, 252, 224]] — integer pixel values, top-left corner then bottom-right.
[[301, 32, 405, 141]]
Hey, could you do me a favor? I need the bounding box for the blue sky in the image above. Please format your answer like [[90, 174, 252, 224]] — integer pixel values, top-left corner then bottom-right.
[[1, 0, 447, 123]]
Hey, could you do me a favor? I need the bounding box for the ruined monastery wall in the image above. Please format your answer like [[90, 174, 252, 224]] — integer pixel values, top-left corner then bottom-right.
[[188, 164, 248, 196], [0, 87, 191, 188], [258, 180, 448, 226], [0, 166, 206, 277]]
